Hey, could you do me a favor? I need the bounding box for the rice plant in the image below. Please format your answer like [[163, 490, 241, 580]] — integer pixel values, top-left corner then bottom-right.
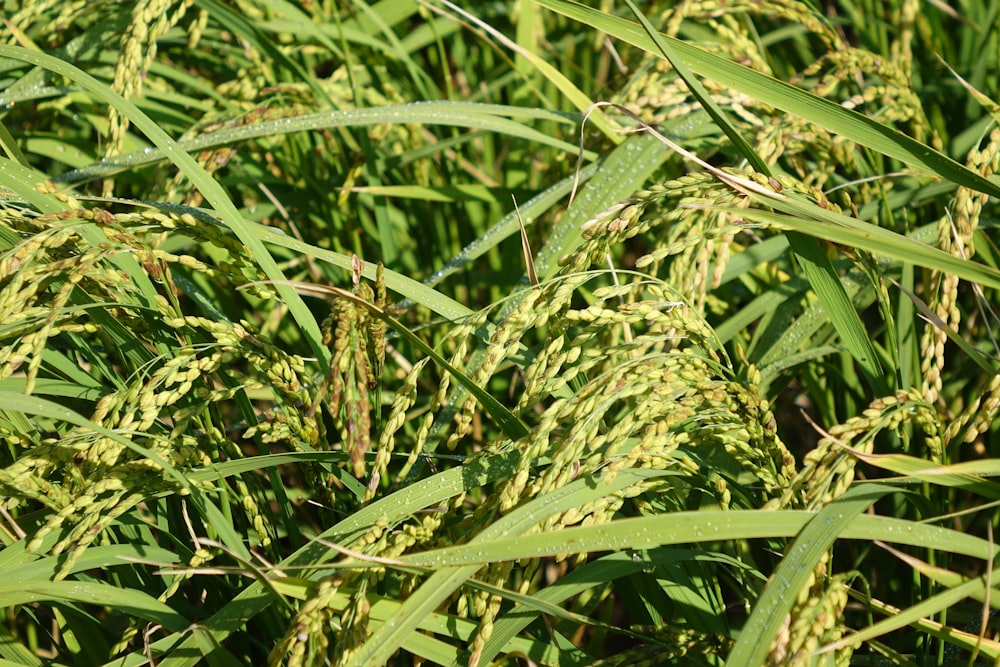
[[1, 1, 999, 665]]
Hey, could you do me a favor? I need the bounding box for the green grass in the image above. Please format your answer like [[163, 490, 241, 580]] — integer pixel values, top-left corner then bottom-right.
[[1, 1, 1000, 665]]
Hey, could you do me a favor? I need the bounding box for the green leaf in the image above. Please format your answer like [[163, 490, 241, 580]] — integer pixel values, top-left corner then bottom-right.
[[55, 102, 594, 185], [395, 506, 996, 566], [825, 577, 1000, 657], [786, 231, 890, 395], [717, 196, 1000, 291], [343, 468, 676, 667], [0, 581, 188, 633], [726, 484, 896, 667]]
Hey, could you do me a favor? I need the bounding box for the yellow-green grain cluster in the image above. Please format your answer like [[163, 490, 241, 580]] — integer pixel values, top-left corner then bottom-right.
[[777, 389, 937, 510], [0, 201, 313, 582], [314, 257, 387, 481], [105, 0, 194, 189], [332, 184, 799, 664], [270, 576, 345, 667], [921, 129, 1000, 404], [769, 563, 853, 666]]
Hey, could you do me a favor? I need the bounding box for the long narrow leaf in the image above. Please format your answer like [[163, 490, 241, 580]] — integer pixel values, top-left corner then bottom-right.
[[54, 102, 594, 185], [0, 582, 188, 633], [725, 484, 896, 667], [786, 231, 890, 395], [711, 202, 1000, 291], [343, 468, 674, 667], [395, 508, 997, 566]]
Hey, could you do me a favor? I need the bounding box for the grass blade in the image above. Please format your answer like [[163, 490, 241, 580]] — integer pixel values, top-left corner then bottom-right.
[[786, 231, 891, 395], [0, 581, 188, 633], [725, 484, 896, 667], [343, 468, 674, 667]]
